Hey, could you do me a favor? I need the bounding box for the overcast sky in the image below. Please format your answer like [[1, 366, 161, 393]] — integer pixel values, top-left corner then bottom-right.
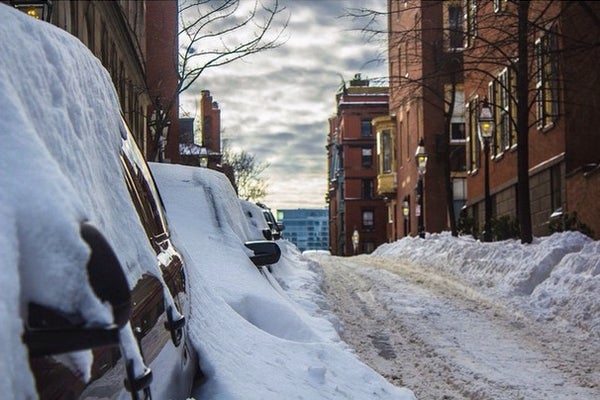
[[180, 0, 388, 212]]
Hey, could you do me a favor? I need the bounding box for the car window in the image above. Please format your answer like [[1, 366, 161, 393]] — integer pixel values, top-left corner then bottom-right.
[[263, 210, 275, 225], [120, 120, 169, 243]]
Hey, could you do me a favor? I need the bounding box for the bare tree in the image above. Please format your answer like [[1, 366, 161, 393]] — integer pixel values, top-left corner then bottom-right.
[[222, 145, 270, 202], [147, 0, 289, 161]]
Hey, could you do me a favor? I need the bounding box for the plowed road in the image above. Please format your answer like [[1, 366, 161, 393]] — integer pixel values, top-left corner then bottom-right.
[[310, 253, 600, 400]]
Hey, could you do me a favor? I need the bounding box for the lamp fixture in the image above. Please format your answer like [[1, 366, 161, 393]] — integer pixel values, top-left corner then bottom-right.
[[478, 97, 494, 140], [402, 198, 409, 218], [414, 138, 428, 173], [11, 0, 52, 21]]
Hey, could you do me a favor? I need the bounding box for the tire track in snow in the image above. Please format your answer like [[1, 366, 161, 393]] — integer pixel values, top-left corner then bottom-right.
[[316, 255, 600, 400]]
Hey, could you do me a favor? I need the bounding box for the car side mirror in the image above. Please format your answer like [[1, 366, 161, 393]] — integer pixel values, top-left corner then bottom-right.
[[244, 241, 281, 267], [23, 222, 132, 357], [277, 223, 285, 232]]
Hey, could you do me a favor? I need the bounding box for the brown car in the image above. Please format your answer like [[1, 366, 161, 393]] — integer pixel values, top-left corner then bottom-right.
[[23, 119, 200, 400]]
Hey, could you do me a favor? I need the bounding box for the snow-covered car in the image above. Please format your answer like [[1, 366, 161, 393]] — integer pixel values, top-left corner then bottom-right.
[[240, 199, 275, 241], [256, 202, 285, 240], [150, 166, 281, 270], [0, 6, 197, 399]]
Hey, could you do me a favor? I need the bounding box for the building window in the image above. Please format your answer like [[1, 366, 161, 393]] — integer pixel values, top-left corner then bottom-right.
[[70, 1, 79, 36], [464, 0, 477, 48], [361, 120, 372, 137], [362, 209, 374, 229], [494, 0, 507, 13], [405, 111, 410, 160], [381, 129, 392, 173], [448, 88, 466, 172], [535, 25, 559, 130], [397, 45, 403, 79], [448, 4, 463, 50], [467, 97, 481, 172], [450, 122, 466, 171], [361, 147, 373, 168], [451, 122, 466, 141], [550, 164, 562, 211], [490, 67, 515, 154], [362, 179, 374, 199], [405, 41, 410, 77], [399, 119, 404, 165]]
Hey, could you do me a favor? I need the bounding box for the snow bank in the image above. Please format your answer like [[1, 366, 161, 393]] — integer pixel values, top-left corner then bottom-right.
[[372, 232, 599, 335]]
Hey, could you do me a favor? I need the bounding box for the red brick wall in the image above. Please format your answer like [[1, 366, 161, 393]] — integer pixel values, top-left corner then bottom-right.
[[199, 91, 221, 154], [566, 168, 600, 239], [146, 1, 179, 162]]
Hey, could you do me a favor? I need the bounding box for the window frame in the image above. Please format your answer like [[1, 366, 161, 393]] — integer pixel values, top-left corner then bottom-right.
[[464, 0, 477, 49], [467, 96, 481, 173], [535, 25, 560, 131], [362, 209, 375, 230], [362, 179, 374, 199], [381, 129, 393, 173], [361, 146, 373, 168], [361, 120, 372, 137], [448, 3, 464, 51]]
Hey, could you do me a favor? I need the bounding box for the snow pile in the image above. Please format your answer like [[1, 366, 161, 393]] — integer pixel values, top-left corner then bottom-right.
[[372, 232, 599, 335], [151, 163, 416, 399], [271, 243, 343, 337]]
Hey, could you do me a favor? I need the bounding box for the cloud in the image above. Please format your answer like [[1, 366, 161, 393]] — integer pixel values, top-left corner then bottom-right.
[[180, 0, 388, 211]]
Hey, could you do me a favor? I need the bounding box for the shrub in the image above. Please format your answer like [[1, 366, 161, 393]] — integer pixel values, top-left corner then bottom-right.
[[491, 215, 520, 241], [549, 211, 594, 238], [457, 211, 477, 238]]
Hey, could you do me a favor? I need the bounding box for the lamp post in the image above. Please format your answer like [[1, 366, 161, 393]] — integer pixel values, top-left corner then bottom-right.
[[11, 0, 52, 21], [478, 97, 495, 242], [402, 196, 410, 237], [415, 138, 428, 239]]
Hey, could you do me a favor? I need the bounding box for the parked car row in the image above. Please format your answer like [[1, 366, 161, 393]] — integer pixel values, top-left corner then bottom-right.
[[256, 202, 285, 240], [239, 200, 283, 271], [2, 6, 280, 399]]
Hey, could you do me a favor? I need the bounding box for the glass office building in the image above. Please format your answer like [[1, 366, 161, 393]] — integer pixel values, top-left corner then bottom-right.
[[277, 208, 329, 252]]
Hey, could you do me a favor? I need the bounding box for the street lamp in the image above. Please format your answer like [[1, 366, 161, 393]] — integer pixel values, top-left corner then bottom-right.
[[402, 196, 410, 237], [11, 0, 52, 21], [415, 138, 428, 238], [478, 97, 494, 242], [199, 149, 209, 168]]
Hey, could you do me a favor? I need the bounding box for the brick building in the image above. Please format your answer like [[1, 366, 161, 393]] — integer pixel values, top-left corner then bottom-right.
[[376, 0, 466, 241], [327, 75, 389, 255], [380, 0, 600, 240], [462, 0, 600, 239]]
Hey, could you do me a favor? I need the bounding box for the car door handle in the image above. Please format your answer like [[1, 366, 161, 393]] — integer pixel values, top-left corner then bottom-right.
[[164, 305, 185, 347]]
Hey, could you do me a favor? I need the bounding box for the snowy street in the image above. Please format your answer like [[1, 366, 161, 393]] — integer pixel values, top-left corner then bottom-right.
[[311, 252, 600, 400]]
